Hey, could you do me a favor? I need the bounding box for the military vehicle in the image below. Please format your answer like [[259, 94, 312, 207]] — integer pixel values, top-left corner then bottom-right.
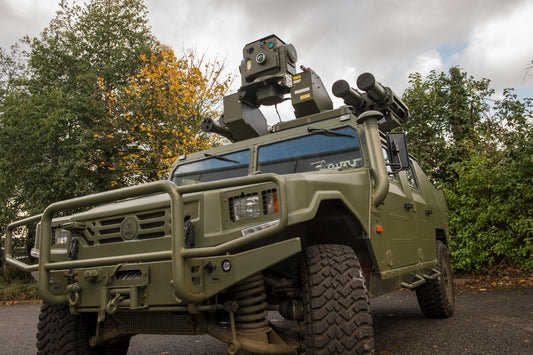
[[4, 35, 454, 354]]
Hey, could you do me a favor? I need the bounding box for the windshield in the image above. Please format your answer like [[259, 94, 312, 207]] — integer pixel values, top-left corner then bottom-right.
[[257, 126, 363, 174], [171, 150, 250, 186]]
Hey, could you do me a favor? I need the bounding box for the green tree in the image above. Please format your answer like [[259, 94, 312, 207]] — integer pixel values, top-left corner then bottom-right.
[[22, 0, 155, 189], [401, 67, 493, 182], [0, 0, 155, 265], [402, 69, 533, 272], [1, 0, 154, 200], [1, 1, 233, 270]]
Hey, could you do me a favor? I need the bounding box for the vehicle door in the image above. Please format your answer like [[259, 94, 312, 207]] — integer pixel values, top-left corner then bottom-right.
[[378, 149, 420, 268]]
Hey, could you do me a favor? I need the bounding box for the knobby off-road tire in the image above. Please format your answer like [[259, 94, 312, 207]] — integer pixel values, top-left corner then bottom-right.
[[415, 241, 455, 318], [301, 244, 374, 354], [36, 304, 130, 355]]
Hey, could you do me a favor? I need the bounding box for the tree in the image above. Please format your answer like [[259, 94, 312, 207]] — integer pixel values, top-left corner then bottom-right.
[[402, 69, 533, 272], [401, 67, 493, 182], [0, 44, 26, 108], [99, 46, 232, 184], [0, 0, 155, 264], [0, 1, 233, 267], [21, 0, 155, 190]]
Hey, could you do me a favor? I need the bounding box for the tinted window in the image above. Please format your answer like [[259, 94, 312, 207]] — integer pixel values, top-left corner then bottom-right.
[[258, 126, 363, 175], [405, 163, 419, 189], [171, 150, 250, 186], [383, 147, 398, 178]]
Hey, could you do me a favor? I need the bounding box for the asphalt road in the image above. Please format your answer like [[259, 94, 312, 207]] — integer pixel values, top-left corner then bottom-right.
[[1, 286, 531, 354]]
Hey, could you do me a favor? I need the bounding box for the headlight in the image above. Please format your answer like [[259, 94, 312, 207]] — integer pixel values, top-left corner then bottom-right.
[[228, 189, 279, 222], [230, 193, 260, 221], [53, 228, 69, 246]]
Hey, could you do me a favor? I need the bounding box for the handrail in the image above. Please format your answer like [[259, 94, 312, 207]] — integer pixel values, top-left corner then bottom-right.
[[5, 214, 42, 272], [4, 174, 288, 305]]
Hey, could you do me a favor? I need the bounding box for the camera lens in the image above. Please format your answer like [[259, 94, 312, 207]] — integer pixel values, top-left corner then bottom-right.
[[256, 53, 266, 64], [286, 44, 297, 63]]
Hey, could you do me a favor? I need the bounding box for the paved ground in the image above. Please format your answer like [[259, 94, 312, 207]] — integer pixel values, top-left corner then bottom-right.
[[0, 286, 531, 354]]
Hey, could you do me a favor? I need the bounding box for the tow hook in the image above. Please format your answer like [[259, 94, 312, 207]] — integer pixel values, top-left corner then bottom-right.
[[66, 283, 81, 306]]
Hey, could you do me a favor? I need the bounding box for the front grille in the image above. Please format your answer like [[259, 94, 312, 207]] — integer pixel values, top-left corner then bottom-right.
[[82, 208, 170, 244]]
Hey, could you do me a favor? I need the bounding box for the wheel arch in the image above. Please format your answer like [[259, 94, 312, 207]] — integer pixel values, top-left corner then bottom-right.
[[303, 199, 373, 279]]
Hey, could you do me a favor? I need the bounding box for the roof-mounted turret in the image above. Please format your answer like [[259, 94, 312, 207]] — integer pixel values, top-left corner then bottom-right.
[[202, 35, 333, 142], [332, 73, 410, 132], [202, 35, 410, 142]]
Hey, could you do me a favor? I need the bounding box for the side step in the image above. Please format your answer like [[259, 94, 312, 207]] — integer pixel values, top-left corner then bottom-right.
[[401, 268, 441, 289]]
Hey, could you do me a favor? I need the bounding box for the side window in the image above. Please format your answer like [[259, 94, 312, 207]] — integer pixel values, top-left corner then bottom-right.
[[405, 162, 419, 189], [382, 147, 397, 179]]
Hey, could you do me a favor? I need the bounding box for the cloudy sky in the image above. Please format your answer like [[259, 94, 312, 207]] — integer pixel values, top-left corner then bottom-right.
[[1, 0, 532, 122]]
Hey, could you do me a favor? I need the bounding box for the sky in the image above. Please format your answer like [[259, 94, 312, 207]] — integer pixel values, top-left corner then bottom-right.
[[1, 0, 532, 123]]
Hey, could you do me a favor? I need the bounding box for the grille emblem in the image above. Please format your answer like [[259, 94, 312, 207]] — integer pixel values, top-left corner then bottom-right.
[[121, 217, 139, 240]]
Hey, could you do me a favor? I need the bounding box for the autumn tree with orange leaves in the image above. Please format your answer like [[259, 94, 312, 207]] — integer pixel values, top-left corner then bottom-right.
[[99, 45, 232, 184]]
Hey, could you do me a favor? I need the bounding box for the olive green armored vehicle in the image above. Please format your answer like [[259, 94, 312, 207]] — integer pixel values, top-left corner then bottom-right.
[[5, 35, 454, 354]]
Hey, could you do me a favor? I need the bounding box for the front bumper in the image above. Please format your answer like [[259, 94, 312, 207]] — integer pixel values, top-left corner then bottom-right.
[[4, 174, 300, 307]]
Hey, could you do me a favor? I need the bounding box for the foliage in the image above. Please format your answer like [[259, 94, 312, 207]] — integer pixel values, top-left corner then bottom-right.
[[25, 0, 154, 91], [0, 278, 39, 301], [445, 145, 532, 272], [99, 46, 231, 183], [0, 0, 231, 263], [401, 68, 494, 182], [0, 0, 154, 215], [0, 44, 26, 106], [0, 0, 155, 259], [403, 69, 533, 272]]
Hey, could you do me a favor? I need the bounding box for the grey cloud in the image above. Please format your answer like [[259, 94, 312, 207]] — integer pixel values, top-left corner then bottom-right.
[[2, 0, 531, 97]]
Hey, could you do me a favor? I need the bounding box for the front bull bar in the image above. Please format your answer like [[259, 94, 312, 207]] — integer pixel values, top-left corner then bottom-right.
[[4, 174, 288, 305]]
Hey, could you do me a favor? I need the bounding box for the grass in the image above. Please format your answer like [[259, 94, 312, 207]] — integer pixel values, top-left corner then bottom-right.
[[0, 265, 40, 302], [0, 279, 39, 302]]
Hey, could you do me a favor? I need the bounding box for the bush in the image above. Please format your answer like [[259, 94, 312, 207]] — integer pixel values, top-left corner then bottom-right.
[[445, 148, 533, 273]]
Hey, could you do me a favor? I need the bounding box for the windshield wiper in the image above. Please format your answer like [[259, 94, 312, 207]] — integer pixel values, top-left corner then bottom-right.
[[204, 152, 240, 164], [307, 127, 355, 138]]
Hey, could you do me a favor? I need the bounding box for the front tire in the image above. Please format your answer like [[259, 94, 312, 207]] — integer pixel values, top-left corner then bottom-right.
[[36, 304, 130, 355], [301, 244, 374, 354], [415, 241, 455, 318]]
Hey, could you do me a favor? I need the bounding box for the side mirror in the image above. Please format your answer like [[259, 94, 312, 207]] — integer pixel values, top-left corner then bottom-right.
[[386, 132, 410, 172]]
